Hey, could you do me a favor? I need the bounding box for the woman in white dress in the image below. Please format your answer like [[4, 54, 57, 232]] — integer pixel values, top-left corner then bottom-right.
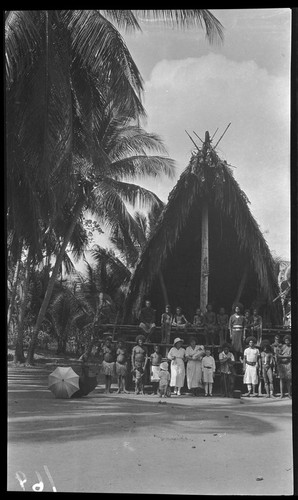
[[167, 337, 186, 395], [185, 337, 205, 395]]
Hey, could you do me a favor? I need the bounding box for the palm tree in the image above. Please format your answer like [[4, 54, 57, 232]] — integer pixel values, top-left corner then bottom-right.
[[25, 120, 175, 364], [6, 10, 224, 364], [6, 9, 147, 277], [109, 200, 165, 269], [66, 254, 129, 355], [46, 285, 81, 355], [6, 10, 223, 248]]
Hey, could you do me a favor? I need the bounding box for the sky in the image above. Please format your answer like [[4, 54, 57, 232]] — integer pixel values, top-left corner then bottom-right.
[[83, 8, 291, 270], [121, 8, 291, 262]]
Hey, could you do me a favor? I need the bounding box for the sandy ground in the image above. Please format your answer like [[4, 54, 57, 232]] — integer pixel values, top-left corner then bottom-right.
[[7, 364, 293, 495]]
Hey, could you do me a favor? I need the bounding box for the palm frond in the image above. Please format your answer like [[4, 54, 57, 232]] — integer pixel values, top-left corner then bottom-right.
[[107, 126, 169, 161], [105, 155, 176, 181], [62, 251, 76, 275], [64, 10, 146, 118], [68, 219, 89, 260], [134, 9, 224, 44], [94, 178, 165, 212], [134, 211, 148, 243], [5, 10, 42, 88], [91, 245, 131, 284], [100, 10, 141, 32]]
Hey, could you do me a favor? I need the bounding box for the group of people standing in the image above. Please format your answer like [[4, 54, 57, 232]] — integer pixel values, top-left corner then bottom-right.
[[138, 300, 263, 359], [242, 334, 292, 398], [93, 330, 291, 399]]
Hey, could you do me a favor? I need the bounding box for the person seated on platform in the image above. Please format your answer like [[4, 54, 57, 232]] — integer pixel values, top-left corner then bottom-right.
[[185, 336, 204, 396], [243, 309, 252, 342], [251, 308, 263, 346], [131, 334, 148, 387], [216, 307, 229, 346], [161, 305, 173, 344], [229, 305, 245, 361], [115, 339, 129, 394], [150, 344, 162, 394], [139, 299, 156, 342], [202, 347, 216, 397], [204, 304, 217, 346], [100, 336, 116, 394], [172, 306, 189, 331], [242, 336, 260, 397], [276, 335, 292, 398], [192, 307, 205, 330], [218, 343, 235, 397], [258, 340, 275, 398]]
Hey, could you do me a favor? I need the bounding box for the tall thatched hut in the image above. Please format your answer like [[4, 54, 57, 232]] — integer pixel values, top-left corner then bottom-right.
[[124, 132, 281, 326]]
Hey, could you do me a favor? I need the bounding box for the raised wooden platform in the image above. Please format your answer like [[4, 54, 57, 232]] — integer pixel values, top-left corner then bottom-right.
[[98, 324, 291, 346]]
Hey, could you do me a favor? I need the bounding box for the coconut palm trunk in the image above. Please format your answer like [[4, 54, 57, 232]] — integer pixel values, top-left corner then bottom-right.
[[14, 247, 31, 363], [7, 240, 22, 330], [56, 329, 68, 355], [200, 201, 209, 312], [26, 198, 84, 365]]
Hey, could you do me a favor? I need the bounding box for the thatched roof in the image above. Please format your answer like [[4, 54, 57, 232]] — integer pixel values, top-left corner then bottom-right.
[[123, 134, 281, 325]]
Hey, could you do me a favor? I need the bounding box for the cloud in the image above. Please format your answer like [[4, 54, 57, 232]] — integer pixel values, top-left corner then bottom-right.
[[141, 53, 290, 258]]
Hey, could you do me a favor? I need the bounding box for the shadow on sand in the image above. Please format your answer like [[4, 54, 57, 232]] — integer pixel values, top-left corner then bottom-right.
[[8, 366, 292, 445]]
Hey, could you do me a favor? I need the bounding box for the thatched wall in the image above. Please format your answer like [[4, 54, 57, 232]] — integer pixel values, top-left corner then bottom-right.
[[124, 146, 282, 326]]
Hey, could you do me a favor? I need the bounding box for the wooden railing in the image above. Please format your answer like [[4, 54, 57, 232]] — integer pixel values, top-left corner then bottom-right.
[[97, 324, 291, 347]]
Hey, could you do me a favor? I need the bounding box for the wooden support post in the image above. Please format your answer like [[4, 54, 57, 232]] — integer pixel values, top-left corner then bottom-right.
[[234, 264, 248, 305], [200, 202, 209, 312], [159, 271, 169, 306]]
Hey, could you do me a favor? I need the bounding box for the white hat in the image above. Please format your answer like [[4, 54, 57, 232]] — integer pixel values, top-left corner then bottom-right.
[[160, 362, 169, 371], [173, 337, 184, 345]]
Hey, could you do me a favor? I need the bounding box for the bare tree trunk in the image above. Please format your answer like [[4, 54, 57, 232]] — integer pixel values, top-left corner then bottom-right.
[[200, 202, 209, 313], [14, 248, 31, 363], [84, 324, 94, 357], [56, 336, 67, 355], [26, 199, 84, 365], [7, 240, 22, 330]]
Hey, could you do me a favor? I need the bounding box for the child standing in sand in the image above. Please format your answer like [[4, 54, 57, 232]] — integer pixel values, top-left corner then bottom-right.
[[132, 366, 145, 395], [159, 362, 171, 398], [202, 348, 216, 397], [150, 344, 163, 394]]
